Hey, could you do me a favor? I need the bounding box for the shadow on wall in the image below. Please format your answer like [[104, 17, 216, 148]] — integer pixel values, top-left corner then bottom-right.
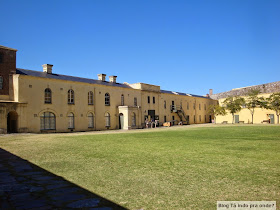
[[0, 148, 127, 209]]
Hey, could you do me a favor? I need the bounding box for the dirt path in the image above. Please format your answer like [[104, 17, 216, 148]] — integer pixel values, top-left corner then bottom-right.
[[1, 123, 278, 139]]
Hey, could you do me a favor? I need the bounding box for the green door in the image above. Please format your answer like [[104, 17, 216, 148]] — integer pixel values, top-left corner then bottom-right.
[[234, 115, 239, 123], [270, 114, 275, 124]]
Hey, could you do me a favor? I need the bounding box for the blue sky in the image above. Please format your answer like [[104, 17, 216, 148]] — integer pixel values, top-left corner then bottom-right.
[[1, 0, 279, 95]]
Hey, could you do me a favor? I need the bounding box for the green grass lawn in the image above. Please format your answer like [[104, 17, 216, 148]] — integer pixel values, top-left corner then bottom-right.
[[1, 125, 280, 209]]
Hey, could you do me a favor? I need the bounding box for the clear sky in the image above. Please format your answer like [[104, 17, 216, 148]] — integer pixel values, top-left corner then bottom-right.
[[1, 0, 280, 95]]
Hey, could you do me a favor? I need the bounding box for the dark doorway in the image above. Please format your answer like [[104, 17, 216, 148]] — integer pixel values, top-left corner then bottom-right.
[[209, 115, 212, 123], [148, 110, 155, 121], [119, 113, 124, 129], [7, 111, 18, 133]]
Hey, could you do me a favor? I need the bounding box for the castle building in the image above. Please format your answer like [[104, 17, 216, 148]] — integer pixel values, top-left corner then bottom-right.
[[210, 81, 280, 124], [0, 45, 216, 133]]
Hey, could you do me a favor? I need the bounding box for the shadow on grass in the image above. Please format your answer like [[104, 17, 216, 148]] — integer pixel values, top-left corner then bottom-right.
[[0, 148, 127, 209]]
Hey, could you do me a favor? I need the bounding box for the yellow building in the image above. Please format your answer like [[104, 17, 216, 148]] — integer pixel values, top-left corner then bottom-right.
[[0, 45, 216, 133], [210, 82, 280, 124]]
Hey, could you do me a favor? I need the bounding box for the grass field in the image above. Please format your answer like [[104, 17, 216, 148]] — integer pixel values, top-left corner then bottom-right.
[[0, 125, 279, 209]]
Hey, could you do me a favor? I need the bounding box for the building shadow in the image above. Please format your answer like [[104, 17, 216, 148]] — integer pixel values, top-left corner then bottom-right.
[[0, 148, 127, 209]]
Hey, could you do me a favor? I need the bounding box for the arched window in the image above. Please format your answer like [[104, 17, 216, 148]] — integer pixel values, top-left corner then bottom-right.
[[68, 89, 74, 104], [105, 93, 110, 106], [88, 91, 93, 105], [68, 112, 74, 129], [44, 88, 52, 104], [164, 100, 166, 109], [0, 76, 3, 89], [132, 112, 136, 127], [153, 96, 155, 104], [40, 112, 56, 130], [147, 96, 150, 104], [121, 94, 124, 106], [105, 112, 110, 127], [88, 113, 94, 128], [134, 97, 137, 106]]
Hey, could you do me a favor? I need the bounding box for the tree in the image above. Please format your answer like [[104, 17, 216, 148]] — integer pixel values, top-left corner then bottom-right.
[[208, 104, 226, 124], [266, 93, 280, 124], [245, 89, 266, 124], [223, 96, 245, 124]]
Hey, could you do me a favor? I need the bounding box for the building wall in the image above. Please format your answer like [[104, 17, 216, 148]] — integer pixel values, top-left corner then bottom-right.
[[15, 74, 143, 132], [215, 93, 278, 124], [0, 74, 216, 133]]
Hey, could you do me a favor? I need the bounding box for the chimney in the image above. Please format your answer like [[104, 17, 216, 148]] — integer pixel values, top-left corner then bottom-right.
[[209, 89, 213, 96], [109, 75, 117, 83], [42, 64, 53, 74], [98, 74, 106, 82]]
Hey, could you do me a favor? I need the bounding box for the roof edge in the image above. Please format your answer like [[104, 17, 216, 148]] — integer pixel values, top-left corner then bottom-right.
[[0, 45, 18, 51]]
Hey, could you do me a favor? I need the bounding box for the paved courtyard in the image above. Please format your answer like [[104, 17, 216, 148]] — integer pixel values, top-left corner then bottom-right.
[[0, 148, 126, 209]]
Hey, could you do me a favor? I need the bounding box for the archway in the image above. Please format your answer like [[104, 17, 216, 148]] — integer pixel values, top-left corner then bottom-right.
[[119, 113, 124, 129], [7, 111, 18, 133]]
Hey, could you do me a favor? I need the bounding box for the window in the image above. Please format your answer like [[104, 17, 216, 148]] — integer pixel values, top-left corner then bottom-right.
[[164, 100, 166, 109], [44, 88, 52, 104], [68, 89, 74, 104], [0, 76, 3, 89], [88, 113, 94, 128], [194, 115, 196, 123], [121, 94, 124, 106], [105, 112, 110, 127], [153, 96, 155, 104], [148, 96, 150, 104], [40, 112, 56, 130], [132, 112, 136, 126], [187, 102, 189, 110], [199, 104, 201, 110], [68, 112, 74, 129], [105, 93, 110, 106], [88, 91, 93, 105], [204, 104, 206, 110], [199, 115, 201, 122], [134, 97, 137, 106], [164, 115, 167, 122]]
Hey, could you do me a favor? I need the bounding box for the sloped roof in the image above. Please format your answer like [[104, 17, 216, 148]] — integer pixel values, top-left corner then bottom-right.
[[16, 68, 132, 89], [16, 68, 208, 98], [160, 90, 208, 98]]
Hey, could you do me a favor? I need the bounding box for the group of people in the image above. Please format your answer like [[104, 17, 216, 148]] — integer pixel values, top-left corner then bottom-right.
[[145, 118, 159, 128]]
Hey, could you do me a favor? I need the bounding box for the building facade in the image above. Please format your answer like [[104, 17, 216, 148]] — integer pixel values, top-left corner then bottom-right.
[[210, 81, 280, 124], [0, 45, 216, 133]]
